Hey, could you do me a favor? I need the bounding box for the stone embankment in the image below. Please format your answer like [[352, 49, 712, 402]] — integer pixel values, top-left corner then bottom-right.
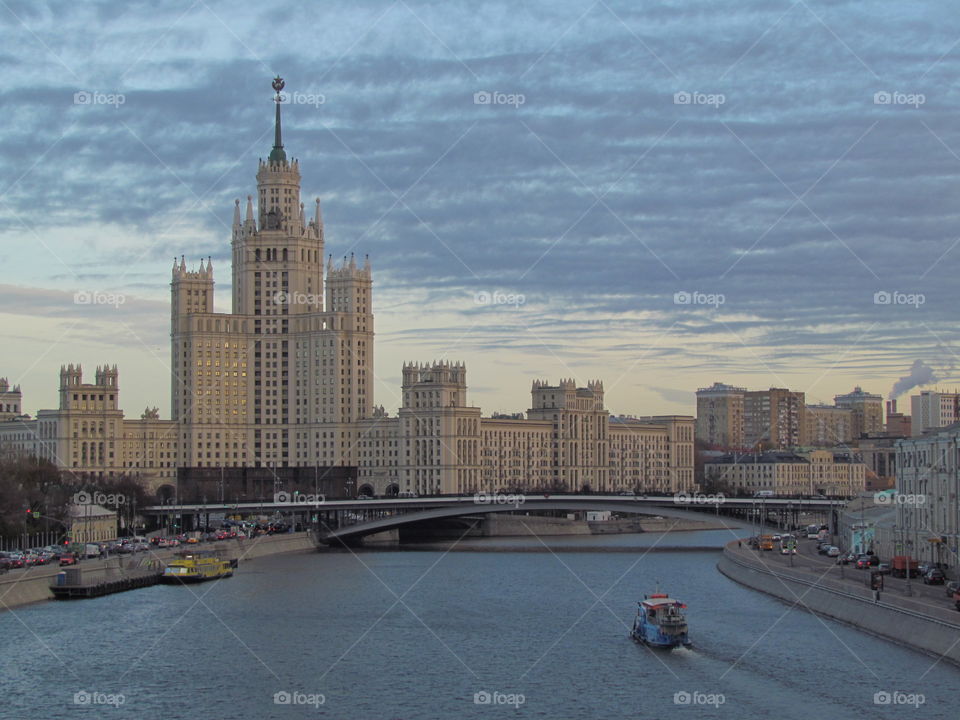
[[0, 532, 315, 612], [718, 541, 960, 666]]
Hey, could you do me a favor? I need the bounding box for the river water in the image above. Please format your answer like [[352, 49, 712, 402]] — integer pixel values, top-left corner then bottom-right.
[[3, 528, 959, 719]]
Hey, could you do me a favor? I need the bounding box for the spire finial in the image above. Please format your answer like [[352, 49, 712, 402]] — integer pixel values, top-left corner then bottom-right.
[[269, 76, 287, 164]]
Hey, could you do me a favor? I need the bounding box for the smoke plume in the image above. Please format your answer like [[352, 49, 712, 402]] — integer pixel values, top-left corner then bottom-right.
[[889, 359, 937, 399]]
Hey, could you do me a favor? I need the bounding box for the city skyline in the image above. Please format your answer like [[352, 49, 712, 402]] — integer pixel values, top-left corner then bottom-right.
[[3, 1, 960, 421]]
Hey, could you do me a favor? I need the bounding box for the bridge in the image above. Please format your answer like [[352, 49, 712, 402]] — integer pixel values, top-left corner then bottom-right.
[[142, 494, 841, 544]]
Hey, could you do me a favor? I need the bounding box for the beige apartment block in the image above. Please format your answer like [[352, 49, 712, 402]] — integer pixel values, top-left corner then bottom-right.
[[805, 404, 854, 446], [834, 386, 884, 439], [695, 383, 745, 449], [704, 450, 864, 496]]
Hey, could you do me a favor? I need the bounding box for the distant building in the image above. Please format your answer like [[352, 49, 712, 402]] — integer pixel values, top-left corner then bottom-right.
[[884, 399, 911, 438], [895, 424, 960, 567], [857, 435, 899, 490], [834, 386, 884, 440], [695, 383, 745, 448], [910, 390, 960, 436], [0, 366, 177, 490], [0, 378, 22, 422], [743, 388, 806, 449], [67, 504, 117, 544], [704, 450, 864, 496], [805, 404, 853, 446]]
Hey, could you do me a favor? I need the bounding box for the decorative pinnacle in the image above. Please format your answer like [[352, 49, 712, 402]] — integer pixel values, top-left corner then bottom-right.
[[269, 76, 287, 164]]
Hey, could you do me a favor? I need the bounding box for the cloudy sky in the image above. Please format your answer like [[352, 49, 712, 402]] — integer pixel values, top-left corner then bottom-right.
[[2, 0, 960, 419]]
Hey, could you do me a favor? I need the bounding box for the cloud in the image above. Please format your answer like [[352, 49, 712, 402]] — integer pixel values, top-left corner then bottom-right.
[[2, 0, 960, 416]]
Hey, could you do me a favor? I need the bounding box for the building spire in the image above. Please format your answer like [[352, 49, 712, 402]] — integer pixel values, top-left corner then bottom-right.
[[269, 76, 286, 164]]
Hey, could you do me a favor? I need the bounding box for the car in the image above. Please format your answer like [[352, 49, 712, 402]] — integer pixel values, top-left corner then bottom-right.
[[826, 546, 841, 557], [923, 568, 946, 585], [59, 553, 78, 566], [876, 563, 892, 575], [837, 553, 855, 565], [818, 543, 833, 555], [856, 556, 872, 569], [944, 581, 960, 597], [618, 490, 635, 496]]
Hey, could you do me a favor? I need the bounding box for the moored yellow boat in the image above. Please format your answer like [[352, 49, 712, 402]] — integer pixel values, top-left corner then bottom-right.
[[162, 551, 234, 583]]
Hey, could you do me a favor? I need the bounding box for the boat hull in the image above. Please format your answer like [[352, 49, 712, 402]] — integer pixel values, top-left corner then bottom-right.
[[160, 570, 232, 584]]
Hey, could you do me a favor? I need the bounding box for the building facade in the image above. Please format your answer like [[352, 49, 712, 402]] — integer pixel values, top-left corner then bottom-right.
[[695, 383, 745, 448], [805, 404, 854, 446], [834, 386, 884, 439], [895, 424, 960, 567], [1, 80, 696, 501], [743, 388, 806, 449], [704, 450, 865, 496], [67, 503, 118, 544], [910, 390, 960, 437], [0, 366, 177, 489]]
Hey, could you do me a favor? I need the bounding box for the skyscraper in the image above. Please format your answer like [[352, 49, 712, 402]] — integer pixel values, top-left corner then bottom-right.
[[171, 77, 373, 471]]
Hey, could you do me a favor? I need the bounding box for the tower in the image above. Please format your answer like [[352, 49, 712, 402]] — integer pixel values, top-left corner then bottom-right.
[[170, 77, 374, 471]]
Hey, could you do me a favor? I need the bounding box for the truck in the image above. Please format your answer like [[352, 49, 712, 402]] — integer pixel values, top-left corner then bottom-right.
[[892, 555, 919, 578]]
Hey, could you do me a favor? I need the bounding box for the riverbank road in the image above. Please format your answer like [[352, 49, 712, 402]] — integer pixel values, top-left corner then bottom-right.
[[730, 537, 960, 624]]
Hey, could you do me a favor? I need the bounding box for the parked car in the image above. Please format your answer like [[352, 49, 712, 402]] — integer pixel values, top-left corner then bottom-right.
[[944, 580, 960, 597], [923, 568, 946, 585], [837, 552, 856, 565], [876, 563, 892, 575], [826, 546, 841, 558]]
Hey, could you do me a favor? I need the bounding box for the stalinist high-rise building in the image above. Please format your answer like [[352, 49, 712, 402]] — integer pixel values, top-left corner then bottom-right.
[[171, 77, 373, 471], [1, 78, 695, 498]]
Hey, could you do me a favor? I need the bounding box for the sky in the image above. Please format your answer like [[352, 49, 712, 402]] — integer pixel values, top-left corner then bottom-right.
[[2, 0, 960, 420]]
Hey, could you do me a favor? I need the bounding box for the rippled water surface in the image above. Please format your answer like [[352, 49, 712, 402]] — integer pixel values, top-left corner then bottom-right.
[[3, 528, 959, 719]]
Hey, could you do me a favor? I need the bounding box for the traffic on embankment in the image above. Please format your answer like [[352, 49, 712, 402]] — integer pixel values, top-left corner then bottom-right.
[[719, 532, 960, 666]]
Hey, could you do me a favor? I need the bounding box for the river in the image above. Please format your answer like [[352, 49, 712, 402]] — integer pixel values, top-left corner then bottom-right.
[[2, 528, 958, 719]]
